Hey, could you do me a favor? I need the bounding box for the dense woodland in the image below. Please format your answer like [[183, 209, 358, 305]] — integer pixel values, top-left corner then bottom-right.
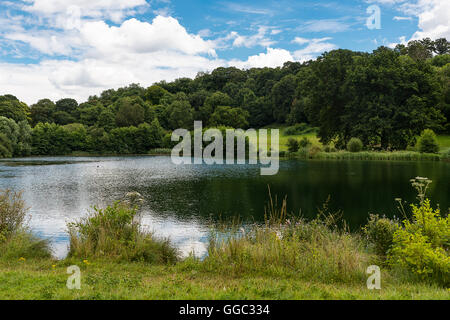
[[0, 38, 449, 157]]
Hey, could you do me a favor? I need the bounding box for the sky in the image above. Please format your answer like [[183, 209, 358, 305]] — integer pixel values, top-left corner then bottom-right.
[[0, 0, 449, 104]]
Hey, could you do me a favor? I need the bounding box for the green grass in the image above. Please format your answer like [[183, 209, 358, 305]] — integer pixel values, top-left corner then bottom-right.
[[261, 125, 450, 161], [0, 258, 448, 300]]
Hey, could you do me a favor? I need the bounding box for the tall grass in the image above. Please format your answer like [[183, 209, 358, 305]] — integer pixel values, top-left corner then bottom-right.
[[313, 151, 442, 161], [201, 191, 368, 284], [68, 201, 178, 264], [0, 190, 51, 260]]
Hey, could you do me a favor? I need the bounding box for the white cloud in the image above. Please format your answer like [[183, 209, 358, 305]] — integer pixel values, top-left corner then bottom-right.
[[408, 0, 450, 40], [23, 0, 149, 23], [393, 16, 413, 21], [0, 12, 224, 104], [292, 37, 337, 62], [370, 0, 450, 41], [229, 26, 276, 48], [229, 48, 293, 69]]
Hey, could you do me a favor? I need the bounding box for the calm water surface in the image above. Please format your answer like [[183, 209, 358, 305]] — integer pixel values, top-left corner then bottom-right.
[[0, 156, 449, 258]]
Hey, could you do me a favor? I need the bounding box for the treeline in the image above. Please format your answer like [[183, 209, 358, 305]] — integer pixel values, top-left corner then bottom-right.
[[0, 38, 449, 157]]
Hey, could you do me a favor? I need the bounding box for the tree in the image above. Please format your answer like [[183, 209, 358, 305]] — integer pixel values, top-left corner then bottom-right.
[[342, 48, 444, 149], [97, 107, 116, 131], [209, 106, 249, 128], [0, 95, 29, 123], [271, 74, 297, 123], [55, 98, 79, 119], [166, 100, 194, 130], [30, 99, 56, 126], [407, 40, 433, 61], [115, 97, 145, 127], [433, 38, 449, 55], [145, 85, 169, 105], [53, 111, 76, 125], [199, 92, 233, 124]]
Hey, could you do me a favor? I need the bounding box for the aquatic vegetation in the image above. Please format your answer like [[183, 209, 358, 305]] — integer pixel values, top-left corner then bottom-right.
[[68, 201, 178, 264]]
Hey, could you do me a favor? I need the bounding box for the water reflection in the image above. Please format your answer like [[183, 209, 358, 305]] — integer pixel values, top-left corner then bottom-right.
[[0, 156, 449, 259]]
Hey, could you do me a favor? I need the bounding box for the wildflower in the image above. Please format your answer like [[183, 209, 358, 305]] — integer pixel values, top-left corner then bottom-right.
[[83, 259, 90, 265], [52, 265, 56, 269], [18, 257, 26, 262]]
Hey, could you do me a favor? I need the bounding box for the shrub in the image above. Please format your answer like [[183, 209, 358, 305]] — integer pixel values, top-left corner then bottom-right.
[[287, 138, 300, 153], [363, 214, 399, 258], [388, 178, 450, 286], [299, 137, 312, 148], [308, 145, 322, 158], [417, 129, 439, 154], [347, 138, 363, 152], [324, 144, 337, 153], [0, 190, 51, 260], [68, 201, 178, 264]]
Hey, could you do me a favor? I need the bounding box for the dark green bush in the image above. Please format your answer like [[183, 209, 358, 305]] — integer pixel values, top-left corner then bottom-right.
[[287, 138, 300, 153], [347, 138, 363, 152], [299, 137, 312, 148], [363, 214, 399, 258]]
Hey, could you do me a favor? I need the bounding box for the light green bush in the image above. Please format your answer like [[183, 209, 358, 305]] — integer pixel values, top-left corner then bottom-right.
[[388, 178, 450, 286], [418, 129, 439, 154]]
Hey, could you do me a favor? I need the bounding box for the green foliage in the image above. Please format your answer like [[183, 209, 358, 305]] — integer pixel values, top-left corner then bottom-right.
[[0, 116, 32, 157], [388, 200, 449, 285], [287, 138, 300, 153], [209, 106, 249, 128], [1, 38, 449, 156], [115, 97, 146, 127], [68, 201, 178, 264], [299, 137, 312, 148], [0, 95, 29, 123], [388, 178, 450, 286], [418, 129, 440, 154], [283, 123, 317, 136], [363, 214, 400, 258], [347, 138, 363, 152]]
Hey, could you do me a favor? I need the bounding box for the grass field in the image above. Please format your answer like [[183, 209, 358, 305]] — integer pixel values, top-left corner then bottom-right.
[[1, 258, 448, 300]]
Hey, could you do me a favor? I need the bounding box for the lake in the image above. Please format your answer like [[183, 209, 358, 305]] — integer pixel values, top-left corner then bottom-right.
[[0, 156, 449, 259]]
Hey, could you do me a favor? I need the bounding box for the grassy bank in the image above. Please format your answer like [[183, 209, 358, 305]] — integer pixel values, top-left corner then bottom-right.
[[1, 259, 448, 300], [1, 181, 449, 300]]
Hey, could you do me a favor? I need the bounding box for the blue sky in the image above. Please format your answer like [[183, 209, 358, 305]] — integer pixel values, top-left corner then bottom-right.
[[0, 0, 448, 103]]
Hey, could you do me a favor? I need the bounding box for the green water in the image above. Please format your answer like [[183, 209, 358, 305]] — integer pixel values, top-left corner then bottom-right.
[[0, 156, 448, 258]]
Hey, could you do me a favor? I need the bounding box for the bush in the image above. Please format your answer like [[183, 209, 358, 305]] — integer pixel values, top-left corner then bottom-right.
[[0, 190, 26, 236], [324, 144, 337, 153], [363, 214, 399, 258], [299, 137, 312, 148], [388, 178, 450, 286], [0, 190, 51, 260], [347, 138, 363, 152], [308, 145, 322, 158], [418, 129, 439, 154], [68, 201, 178, 264], [287, 138, 300, 153]]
